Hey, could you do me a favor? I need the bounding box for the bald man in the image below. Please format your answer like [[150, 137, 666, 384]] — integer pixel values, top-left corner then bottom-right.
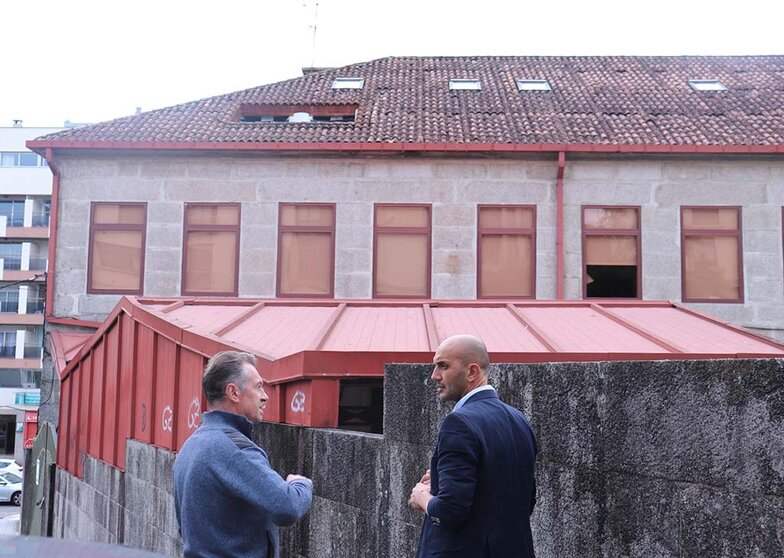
[[409, 334, 538, 557]]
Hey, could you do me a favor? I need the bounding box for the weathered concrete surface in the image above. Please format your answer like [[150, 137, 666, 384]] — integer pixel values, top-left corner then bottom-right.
[[261, 359, 784, 558], [50, 358, 784, 557], [53, 441, 182, 556]]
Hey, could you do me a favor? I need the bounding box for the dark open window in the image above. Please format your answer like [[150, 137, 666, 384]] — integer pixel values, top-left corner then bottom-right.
[[582, 206, 641, 298], [338, 379, 383, 434]]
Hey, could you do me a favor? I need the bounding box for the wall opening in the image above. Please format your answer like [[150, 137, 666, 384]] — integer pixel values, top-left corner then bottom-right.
[[586, 265, 638, 297], [338, 379, 383, 434]]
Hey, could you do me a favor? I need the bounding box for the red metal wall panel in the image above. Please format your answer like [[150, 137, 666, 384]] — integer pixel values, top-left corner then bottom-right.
[[134, 325, 155, 443], [89, 342, 105, 457], [116, 313, 136, 470], [176, 349, 204, 451], [154, 335, 178, 450], [56, 374, 68, 469], [77, 356, 92, 478], [101, 323, 120, 464], [263, 384, 282, 423], [68, 368, 79, 474], [284, 380, 311, 426], [309, 379, 340, 428], [60, 377, 73, 474]]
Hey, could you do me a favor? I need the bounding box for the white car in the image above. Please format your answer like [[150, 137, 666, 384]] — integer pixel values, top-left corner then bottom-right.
[[0, 459, 21, 477], [0, 472, 22, 506]]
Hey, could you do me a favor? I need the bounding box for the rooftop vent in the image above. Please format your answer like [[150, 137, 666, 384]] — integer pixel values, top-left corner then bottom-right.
[[449, 79, 481, 91], [688, 79, 727, 91], [332, 78, 365, 90], [516, 79, 552, 91]]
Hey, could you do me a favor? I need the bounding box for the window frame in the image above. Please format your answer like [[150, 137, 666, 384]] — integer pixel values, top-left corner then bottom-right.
[[181, 202, 241, 297], [372, 203, 432, 299], [87, 202, 147, 295], [581, 205, 642, 300], [680, 205, 744, 303], [476, 204, 537, 299], [516, 79, 552, 91], [276, 202, 336, 298]]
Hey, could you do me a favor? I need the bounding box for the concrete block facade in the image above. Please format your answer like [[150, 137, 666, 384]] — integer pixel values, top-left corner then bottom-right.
[[53, 152, 784, 339]]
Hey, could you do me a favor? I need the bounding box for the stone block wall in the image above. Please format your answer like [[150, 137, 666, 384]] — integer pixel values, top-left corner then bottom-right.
[[51, 358, 784, 557], [53, 440, 182, 556], [52, 152, 784, 339]]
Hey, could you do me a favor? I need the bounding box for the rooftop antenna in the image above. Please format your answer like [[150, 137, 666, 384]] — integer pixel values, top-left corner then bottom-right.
[[306, 1, 319, 68]]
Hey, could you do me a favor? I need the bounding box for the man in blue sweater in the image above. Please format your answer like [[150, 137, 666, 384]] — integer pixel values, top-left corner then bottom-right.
[[174, 351, 313, 558]]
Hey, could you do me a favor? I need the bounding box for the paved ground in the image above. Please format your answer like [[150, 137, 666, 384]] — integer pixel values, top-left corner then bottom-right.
[[0, 502, 19, 518]]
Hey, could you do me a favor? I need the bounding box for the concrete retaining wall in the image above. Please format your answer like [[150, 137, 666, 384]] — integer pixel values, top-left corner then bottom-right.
[[51, 358, 784, 557], [53, 440, 182, 556]]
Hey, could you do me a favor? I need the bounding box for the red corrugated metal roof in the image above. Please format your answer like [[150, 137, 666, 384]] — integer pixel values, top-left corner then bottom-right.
[[57, 297, 784, 383], [49, 330, 94, 377], [112, 297, 784, 376]]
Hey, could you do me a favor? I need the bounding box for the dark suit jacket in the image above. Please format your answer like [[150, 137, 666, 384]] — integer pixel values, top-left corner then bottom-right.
[[417, 389, 537, 557]]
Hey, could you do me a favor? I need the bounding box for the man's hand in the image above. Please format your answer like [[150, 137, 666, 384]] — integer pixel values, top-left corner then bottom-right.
[[408, 481, 432, 513], [419, 469, 431, 485], [286, 474, 311, 484]]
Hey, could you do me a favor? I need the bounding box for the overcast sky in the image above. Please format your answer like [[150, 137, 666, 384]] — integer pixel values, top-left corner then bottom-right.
[[2, 0, 782, 128]]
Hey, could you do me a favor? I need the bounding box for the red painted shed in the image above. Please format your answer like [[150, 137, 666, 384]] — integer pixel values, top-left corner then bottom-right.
[[54, 297, 784, 476]]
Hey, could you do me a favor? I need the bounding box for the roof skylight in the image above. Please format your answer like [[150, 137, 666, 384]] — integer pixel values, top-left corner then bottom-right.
[[688, 79, 727, 91], [332, 78, 365, 90], [516, 79, 552, 91], [449, 79, 481, 91]]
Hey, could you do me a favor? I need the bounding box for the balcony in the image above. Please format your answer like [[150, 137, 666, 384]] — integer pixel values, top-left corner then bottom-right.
[[0, 293, 19, 314], [23, 346, 41, 360], [31, 212, 50, 228], [28, 256, 47, 271], [26, 299, 45, 314], [0, 345, 41, 369], [0, 212, 49, 240]]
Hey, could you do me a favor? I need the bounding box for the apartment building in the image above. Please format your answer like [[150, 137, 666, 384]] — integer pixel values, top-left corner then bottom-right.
[[0, 123, 60, 460]]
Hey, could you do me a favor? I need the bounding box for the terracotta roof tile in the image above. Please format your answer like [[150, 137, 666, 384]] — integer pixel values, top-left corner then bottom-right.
[[35, 55, 784, 147]]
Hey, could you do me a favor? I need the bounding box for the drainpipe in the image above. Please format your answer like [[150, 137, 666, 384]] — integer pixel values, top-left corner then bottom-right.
[[556, 151, 566, 300], [43, 148, 59, 321]]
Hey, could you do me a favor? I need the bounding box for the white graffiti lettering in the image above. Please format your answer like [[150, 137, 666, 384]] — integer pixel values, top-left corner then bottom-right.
[[187, 397, 201, 429], [290, 390, 306, 413], [162, 405, 174, 432]]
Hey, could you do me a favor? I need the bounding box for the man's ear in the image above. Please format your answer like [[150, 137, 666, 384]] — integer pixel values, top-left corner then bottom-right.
[[225, 383, 240, 402], [467, 363, 481, 382]]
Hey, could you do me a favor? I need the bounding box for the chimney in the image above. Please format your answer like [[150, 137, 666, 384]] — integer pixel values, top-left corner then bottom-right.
[[12, 120, 22, 128], [135, 107, 142, 115]]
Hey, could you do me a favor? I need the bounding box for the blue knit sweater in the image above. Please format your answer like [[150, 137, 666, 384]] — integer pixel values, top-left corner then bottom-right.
[[173, 411, 313, 558]]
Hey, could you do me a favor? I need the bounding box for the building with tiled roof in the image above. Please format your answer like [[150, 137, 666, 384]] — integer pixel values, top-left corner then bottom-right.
[[26, 55, 784, 344], [21, 56, 784, 556], [32, 55, 784, 147]]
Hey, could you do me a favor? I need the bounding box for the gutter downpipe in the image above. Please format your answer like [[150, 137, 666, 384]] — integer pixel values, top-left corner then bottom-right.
[[43, 148, 59, 322], [556, 151, 566, 300]]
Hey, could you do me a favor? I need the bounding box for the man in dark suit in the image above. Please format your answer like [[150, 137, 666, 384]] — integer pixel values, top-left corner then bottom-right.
[[409, 334, 537, 557]]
